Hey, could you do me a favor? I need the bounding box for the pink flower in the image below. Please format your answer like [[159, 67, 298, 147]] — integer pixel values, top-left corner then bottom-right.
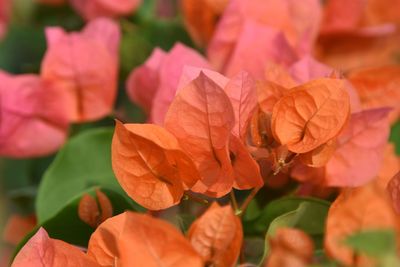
[[0, 72, 69, 158], [41, 18, 120, 123], [208, 0, 322, 77], [126, 43, 210, 125]]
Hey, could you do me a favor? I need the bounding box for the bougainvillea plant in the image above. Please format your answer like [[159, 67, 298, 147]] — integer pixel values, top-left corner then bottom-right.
[[0, 0, 400, 266]]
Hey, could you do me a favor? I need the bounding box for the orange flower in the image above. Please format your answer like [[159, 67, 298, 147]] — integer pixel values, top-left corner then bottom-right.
[[188, 202, 243, 267]]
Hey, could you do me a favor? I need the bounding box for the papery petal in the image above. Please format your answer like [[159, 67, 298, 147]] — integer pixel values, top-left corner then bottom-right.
[[221, 21, 298, 78], [177, 66, 229, 92], [325, 183, 399, 266], [3, 214, 36, 246], [82, 17, 121, 55], [88, 212, 203, 267], [271, 78, 350, 153], [12, 228, 99, 267], [224, 71, 257, 139], [348, 65, 400, 123], [164, 73, 235, 197], [151, 43, 210, 125], [188, 203, 243, 267], [126, 48, 166, 114], [229, 135, 263, 189], [41, 19, 120, 122], [0, 72, 69, 157], [112, 121, 200, 210], [208, 0, 322, 73], [288, 56, 333, 84], [325, 108, 391, 187]]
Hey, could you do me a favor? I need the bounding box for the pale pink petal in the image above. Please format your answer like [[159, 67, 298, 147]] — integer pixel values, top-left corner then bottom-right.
[[41, 23, 120, 122], [12, 228, 99, 267], [325, 108, 391, 187], [207, 0, 321, 72], [45, 28, 67, 48], [288, 56, 333, 84], [82, 18, 121, 56], [126, 48, 166, 114], [0, 72, 68, 158], [224, 71, 257, 139], [177, 66, 229, 92], [151, 43, 210, 125], [223, 21, 298, 78], [343, 80, 362, 113]]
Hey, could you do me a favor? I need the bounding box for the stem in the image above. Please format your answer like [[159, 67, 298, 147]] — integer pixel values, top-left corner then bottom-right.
[[183, 192, 209, 205], [238, 187, 262, 217], [230, 190, 239, 214]]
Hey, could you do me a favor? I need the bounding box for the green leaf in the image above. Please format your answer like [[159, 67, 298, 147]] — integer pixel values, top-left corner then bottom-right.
[[36, 128, 143, 223], [242, 237, 265, 265], [344, 229, 397, 257], [243, 199, 261, 222], [244, 196, 330, 235], [119, 18, 194, 76], [0, 155, 54, 213], [261, 201, 330, 265], [390, 120, 400, 155], [119, 26, 153, 79], [0, 24, 46, 73], [13, 187, 135, 260]]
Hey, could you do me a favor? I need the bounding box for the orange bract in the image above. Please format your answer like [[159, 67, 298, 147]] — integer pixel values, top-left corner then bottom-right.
[[111, 121, 200, 210], [181, 0, 228, 47], [271, 78, 350, 153], [164, 72, 235, 197], [266, 228, 314, 267], [325, 183, 399, 266], [257, 80, 288, 114], [298, 138, 337, 168], [87, 212, 203, 267], [3, 214, 36, 246], [264, 62, 297, 88], [224, 71, 258, 140], [188, 202, 243, 267], [348, 65, 400, 123], [377, 143, 400, 189], [387, 171, 400, 214], [229, 135, 264, 189], [78, 189, 113, 228]]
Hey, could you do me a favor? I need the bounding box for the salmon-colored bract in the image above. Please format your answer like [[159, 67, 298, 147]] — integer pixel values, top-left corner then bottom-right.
[[271, 78, 350, 153], [164, 73, 235, 197], [0, 72, 69, 158], [88, 212, 203, 267], [188, 203, 243, 267], [112, 121, 200, 210], [41, 18, 120, 123], [12, 228, 100, 267]]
